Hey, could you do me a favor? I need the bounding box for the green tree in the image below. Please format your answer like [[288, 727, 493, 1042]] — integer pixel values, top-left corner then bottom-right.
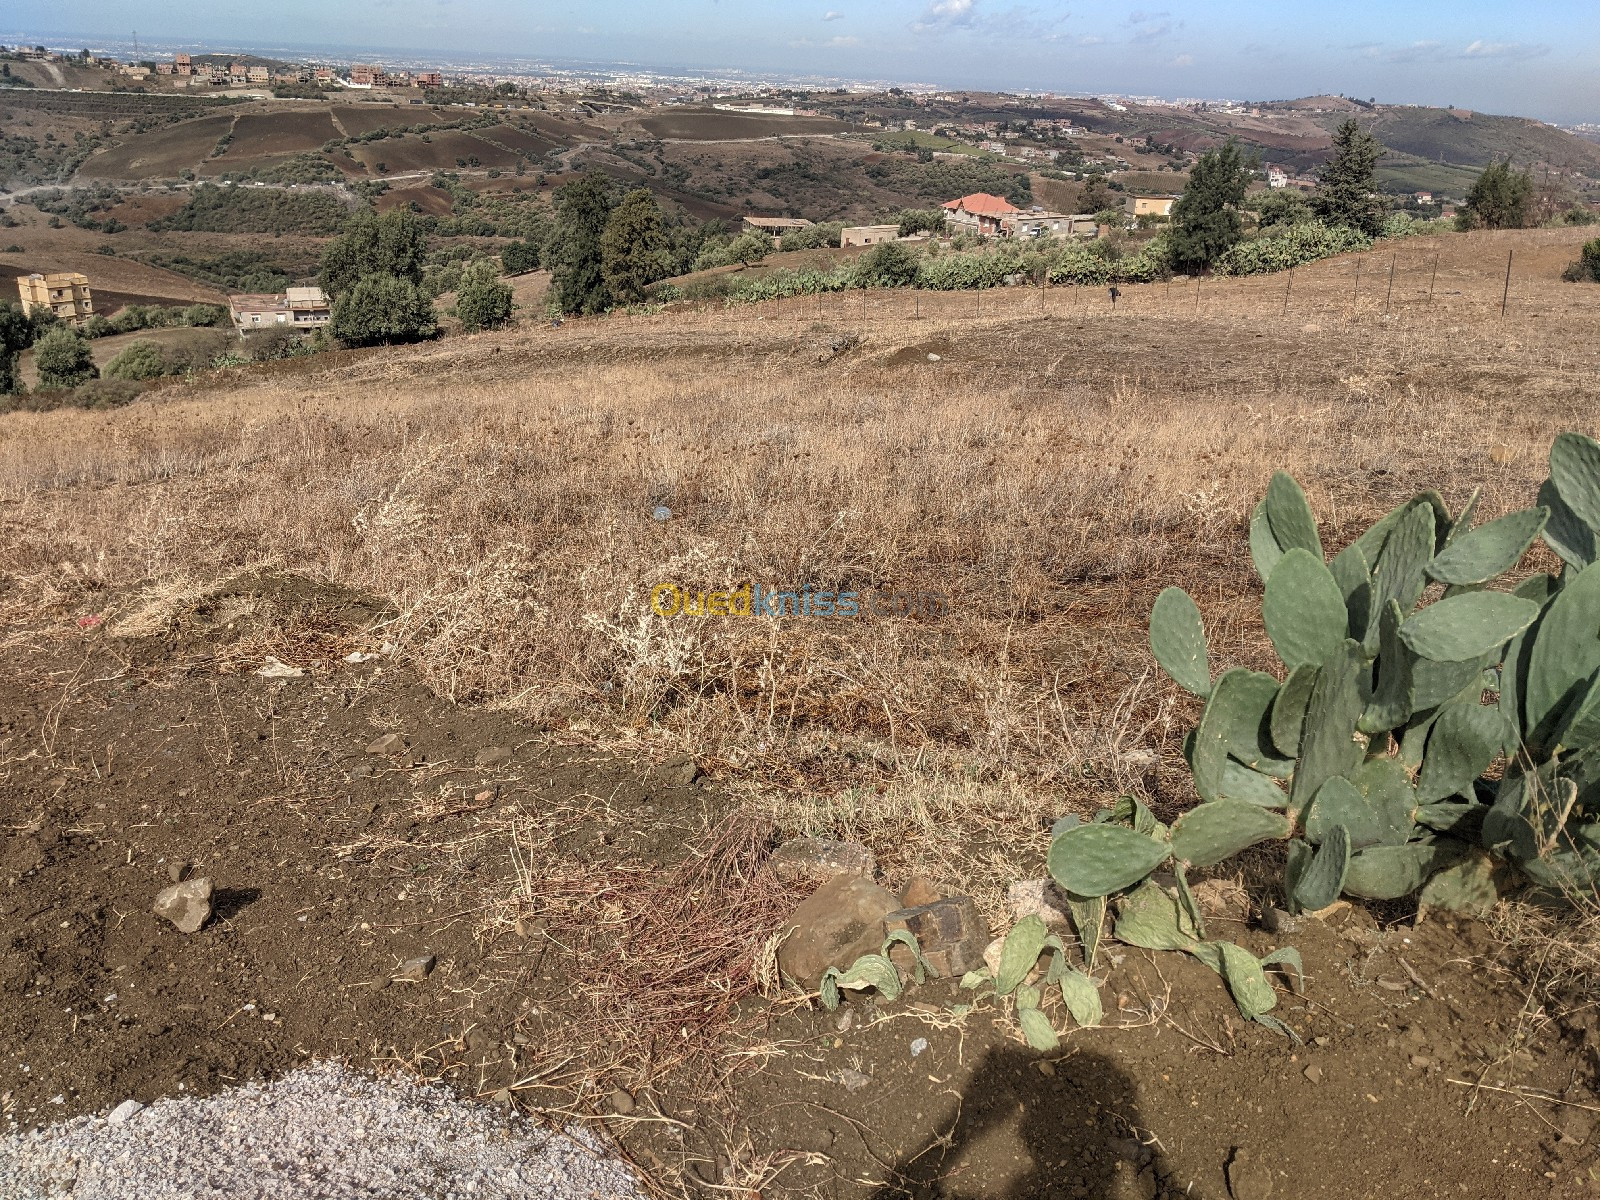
[[549, 172, 615, 315], [103, 339, 170, 381], [1254, 188, 1312, 230], [600, 189, 669, 304], [895, 208, 946, 238], [1561, 237, 1600, 283], [723, 231, 770, 268], [1168, 140, 1251, 272], [329, 273, 438, 346], [1458, 161, 1533, 231], [1004, 173, 1033, 208], [853, 240, 920, 288], [1311, 119, 1385, 236], [319, 208, 429, 297], [1079, 174, 1114, 213], [501, 240, 540, 275], [0, 301, 37, 395], [454, 259, 514, 332], [34, 326, 99, 389]]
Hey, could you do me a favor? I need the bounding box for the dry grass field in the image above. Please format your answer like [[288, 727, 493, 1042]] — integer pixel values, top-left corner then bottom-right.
[[4, 226, 1600, 1197]]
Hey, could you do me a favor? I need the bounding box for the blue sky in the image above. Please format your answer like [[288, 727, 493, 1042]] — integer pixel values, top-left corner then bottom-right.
[[8, 1, 1598, 122]]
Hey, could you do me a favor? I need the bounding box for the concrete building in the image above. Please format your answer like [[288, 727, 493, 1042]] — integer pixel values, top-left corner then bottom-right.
[[941, 192, 1021, 236], [1125, 195, 1177, 218], [247, 65, 270, 83], [742, 216, 812, 246], [174, 52, 193, 76], [228, 287, 331, 335], [17, 272, 94, 326], [350, 63, 376, 86], [416, 71, 442, 88], [1002, 212, 1099, 240], [840, 224, 901, 247], [1266, 167, 1289, 189]]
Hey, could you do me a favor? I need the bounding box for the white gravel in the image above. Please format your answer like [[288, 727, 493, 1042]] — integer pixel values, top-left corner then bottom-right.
[[0, 1061, 645, 1200]]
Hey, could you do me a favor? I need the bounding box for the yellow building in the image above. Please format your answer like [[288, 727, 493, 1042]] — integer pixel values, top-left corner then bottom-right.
[[1125, 195, 1177, 218], [17, 272, 95, 326]]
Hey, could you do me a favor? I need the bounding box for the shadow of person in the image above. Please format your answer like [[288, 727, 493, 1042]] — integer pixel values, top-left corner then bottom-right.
[[868, 1044, 1176, 1200]]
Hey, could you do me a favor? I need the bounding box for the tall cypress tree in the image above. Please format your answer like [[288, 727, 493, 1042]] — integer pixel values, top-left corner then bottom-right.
[[550, 172, 616, 315], [1312, 119, 1385, 237], [1168, 140, 1251, 273]]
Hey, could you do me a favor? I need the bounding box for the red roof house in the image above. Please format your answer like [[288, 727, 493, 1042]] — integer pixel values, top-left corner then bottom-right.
[[942, 192, 1022, 235]]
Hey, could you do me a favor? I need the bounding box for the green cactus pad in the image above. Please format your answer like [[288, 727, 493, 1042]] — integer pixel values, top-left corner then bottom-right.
[[1249, 499, 1285, 583], [1263, 548, 1348, 670], [1413, 653, 1493, 713], [1264, 471, 1322, 559], [1399, 592, 1538, 663], [1291, 824, 1350, 912], [1113, 879, 1198, 951], [1269, 664, 1318, 758], [1169, 800, 1292, 868], [1362, 599, 1413, 733], [1371, 501, 1436, 627], [1047, 823, 1170, 898], [1418, 849, 1502, 915], [1415, 802, 1487, 838], [1351, 757, 1419, 845], [1304, 777, 1386, 848], [1538, 478, 1596, 570], [1441, 488, 1481, 549], [1192, 669, 1286, 799], [1149, 587, 1211, 697], [1288, 639, 1366, 817], [1425, 507, 1548, 586], [1220, 759, 1288, 807], [1417, 700, 1506, 803], [1525, 561, 1600, 748], [1549, 432, 1600, 532], [1341, 842, 1446, 900], [1550, 671, 1600, 752], [1329, 542, 1372, 640]]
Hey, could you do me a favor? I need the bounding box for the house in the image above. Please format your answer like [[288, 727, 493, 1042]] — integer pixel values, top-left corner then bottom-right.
[[1002, 211, 1099, 240], [17, 272, 94, 326], [416, 71, 442, 88], [247, 65, 270, 84], [1125, 195, 1177, 218], [742, 216, 812, 246], [1266, 167, 1289, 189], [173, 52, 193, 76], [942, 193, 1021, 236], [841, 224, 901, 247], [1413, 191, 1434, 203], [350, 63, 376, 86], [228, 287, 331, 335]]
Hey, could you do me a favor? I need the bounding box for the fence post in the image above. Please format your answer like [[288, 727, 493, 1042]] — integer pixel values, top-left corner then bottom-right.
[[1283, 267, 1292, 316], [1194, 276, 1201, 315], [1351, 257, 1362, 313], [1501, 249, 1514, 318], [1428, 252, 1439, 301], [1385, 254, 1395, 313]]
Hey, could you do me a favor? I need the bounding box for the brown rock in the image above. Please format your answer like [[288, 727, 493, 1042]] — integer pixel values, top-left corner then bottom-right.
[[652, 753, 699, 789], [1007, 878, 1073, 932], [474, 745, 513, 768], [365, 732, 407, 755], [152, 877, 213, 934], [768, 838, 877, 887], [776, 875, 902, 987], [885, 895, 990, 978], [609, 1088, 636, 1115], [899, 876, 943, 908], [392, 953, 437, 982], [1226, 1148, 1273, 1200]]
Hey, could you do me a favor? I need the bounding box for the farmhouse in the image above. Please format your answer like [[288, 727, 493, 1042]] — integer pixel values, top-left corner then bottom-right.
[[840, 224, 901, 247], [228, 287, 332, 334], [742, 216, 812, 246], [1125, 194, 1177, 218], [941, 192, 1021, 236], [1266, 166, 1289, 188], [17, 272, 94, 326], [1002, 211, 1099, 240]]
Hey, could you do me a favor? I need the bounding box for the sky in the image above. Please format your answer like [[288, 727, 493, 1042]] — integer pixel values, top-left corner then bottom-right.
[[8, 0, 1599, 123]]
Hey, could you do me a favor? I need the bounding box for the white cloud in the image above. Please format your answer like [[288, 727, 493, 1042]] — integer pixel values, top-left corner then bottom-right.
[[912, 0, 978, 32], [1170, 53, 1194, 67], [1461, 39, 1549, 61], [822, 9, 845, 20]]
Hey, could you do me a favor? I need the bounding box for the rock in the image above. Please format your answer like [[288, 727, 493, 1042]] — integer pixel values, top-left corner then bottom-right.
[[777, 874, 902, 987], [1261, 907, 1299, 935], [837, 1069, 870, 1093], [392, 954, 437, 983], [166, 860, 190, 884], [608, 1088, 636, 1115], [652, 753, 699, 789], [474, 745, 513, 768], [983, 937, 1005, 976], [926, 353, 941, 362], [1409, 1055, 1433, 1069], [1302, 1064, 1324, 1084], [1008, 879, 1074, 932], [885, 895, 990, 978], [768, 838, 877, 887], [1225, 1148, 1273, 1200], [152, 877, 213, 934], [899, 876, 942, 908], [106, 1099, 144, 1125], [365, 733, 406, 755]]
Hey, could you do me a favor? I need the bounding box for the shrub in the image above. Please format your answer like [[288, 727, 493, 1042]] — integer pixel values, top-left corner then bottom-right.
[[33, 326, 98, 389], [454, 259, 514, 332], [1213, 222, 1370, 276], [853, 241, 921, 288], [329, 272, 437, 346], [1563, 238, 1600, 283], [72, 377, 143, 408], [501, 240, 540, 274], [103, 339, 169, 381]]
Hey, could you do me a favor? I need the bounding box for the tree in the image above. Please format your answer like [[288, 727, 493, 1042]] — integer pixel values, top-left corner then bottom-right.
[[896, 208, 946, 238], [328, 273, 437, 346], [854, 240, 920, 288], [1561, 238, 1600, 283], [548, 172, 615, 315], [1311, 119, 1385, 236], [319, 208, 429, 297], [454, 259, 514, 332], [501, 240, 540, 275], [1079, 174, 1114, 213], [0, 301, 37, 395], [34, 326, 98, 389], [103, 339, 169, 381], [1004, 173, 1033, 208], [723, 230, 770, 269], [1168, 140, 1251, 272], [1254, 188, 1312, 230], [1458, 161, 1533, 231], [600, 189, 669, 304]]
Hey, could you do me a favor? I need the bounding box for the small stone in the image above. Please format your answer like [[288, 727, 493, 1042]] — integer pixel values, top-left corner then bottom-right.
[[609, 1088, 636, 1115], [983, 937, 1005, 977], [1261, 908, 1299, 935], [776, 874, 902, 987], [166, 861, 190, 884], [1489, 444, 1516, 466], [392, 954, 437, 983], [834, 1011, 853, 1033], [106, 1099, 144, 1125], [837, 1069, 870, 1093], [1007, 879, 1073, 931], [652, 753, 699, 789], [910, 1037, 929, 1058], [490, 1088, 513, 1107], [885, 895, 990, 978], [768, 839, 877, 887], [1035, 1059, 1056, 1077], [365, 733, 406, 755], [1302, 1064, 1324, 1084], [474, 745, 513, 768], [1409, 1055, 1433, 1069], [152, 877, 213, 934], [1226, 1148, 1273, 1200], [899, 876, 942, 908], [926, 353, 941, 362], [1313, 1036, 1331, 1047]]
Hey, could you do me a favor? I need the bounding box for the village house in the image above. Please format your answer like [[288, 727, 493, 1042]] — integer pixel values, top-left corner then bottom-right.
[[1266, 166, 1289, 188], [742, 216, 812, 246], [1125, 194, 1177, 218], [17, 272, 94, 326], [1002, 211, 1099, 240], [416, 71, 442, 88], [941, 192, 1021, 236], [840, 224, 901, 247], [247, 65, 270, 84], [228, 287, 331, 335]]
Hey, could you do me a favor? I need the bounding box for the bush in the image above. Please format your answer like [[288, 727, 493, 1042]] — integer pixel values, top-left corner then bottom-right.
[[72, 377, 143, 408], [150, 182, 350, 235], [1563, 238, 1600, 283], [329, 273, 437, 346], [501, 240, 540, 274], [33, 326, 98, 389], [1213, 221, 1370, 276], [853, 241, 921, 288], [454, 259, 514, 332], [103, 339, 168, 381]]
